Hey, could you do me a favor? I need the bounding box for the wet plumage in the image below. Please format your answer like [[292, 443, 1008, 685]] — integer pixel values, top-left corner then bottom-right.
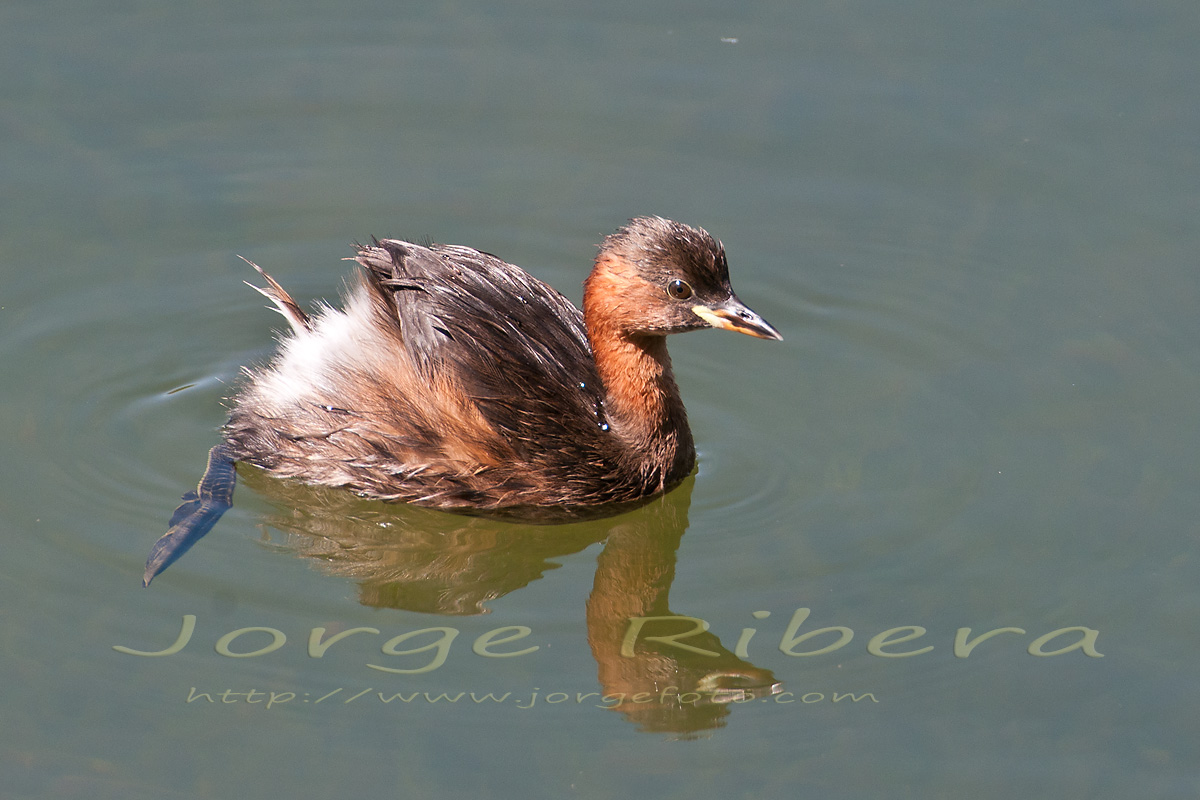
[[144, 217, 779, 584]]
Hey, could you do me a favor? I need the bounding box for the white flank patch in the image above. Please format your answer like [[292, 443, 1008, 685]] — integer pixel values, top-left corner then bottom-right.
[[251, 284, 392, 409]]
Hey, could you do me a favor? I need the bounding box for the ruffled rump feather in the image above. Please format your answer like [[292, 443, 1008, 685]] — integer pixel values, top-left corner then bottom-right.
[[223, 240, 643, 513]]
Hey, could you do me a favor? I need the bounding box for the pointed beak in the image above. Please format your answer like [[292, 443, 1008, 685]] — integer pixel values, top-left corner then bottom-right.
[[692, 297, 782, 341]]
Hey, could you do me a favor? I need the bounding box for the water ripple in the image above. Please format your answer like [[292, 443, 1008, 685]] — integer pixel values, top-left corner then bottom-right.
[[1, 274, 264, 568]]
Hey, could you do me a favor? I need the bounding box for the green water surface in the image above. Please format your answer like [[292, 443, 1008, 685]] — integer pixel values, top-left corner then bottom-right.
[[1, 1, 1197, 797]]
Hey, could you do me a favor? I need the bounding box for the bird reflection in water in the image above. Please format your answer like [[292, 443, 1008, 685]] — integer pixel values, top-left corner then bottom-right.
[[239, 467, 780, 735]]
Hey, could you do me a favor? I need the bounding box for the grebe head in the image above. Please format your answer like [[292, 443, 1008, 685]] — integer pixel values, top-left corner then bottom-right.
[[584, 216, 782, 341]]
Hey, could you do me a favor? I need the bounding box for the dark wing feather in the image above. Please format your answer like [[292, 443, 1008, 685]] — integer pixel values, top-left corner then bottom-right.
[[355, 240, 611, 461]]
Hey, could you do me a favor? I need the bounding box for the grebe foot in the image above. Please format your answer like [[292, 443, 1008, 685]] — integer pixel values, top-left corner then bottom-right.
[[143, 443, 237, 586]]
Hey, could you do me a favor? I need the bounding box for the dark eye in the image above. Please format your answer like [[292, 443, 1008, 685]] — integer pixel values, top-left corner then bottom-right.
[[667, 279, 693, 300]]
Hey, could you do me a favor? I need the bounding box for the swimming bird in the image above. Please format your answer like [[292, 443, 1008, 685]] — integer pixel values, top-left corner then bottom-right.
[[143, 217, 779, 585]]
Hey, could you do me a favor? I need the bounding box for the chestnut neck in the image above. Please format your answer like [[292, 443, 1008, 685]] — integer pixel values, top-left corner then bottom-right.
[[583, 257, 695, 483]]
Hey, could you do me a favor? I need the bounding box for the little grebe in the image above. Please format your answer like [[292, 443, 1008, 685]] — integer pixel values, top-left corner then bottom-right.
[[144, 217, 778, 584]]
